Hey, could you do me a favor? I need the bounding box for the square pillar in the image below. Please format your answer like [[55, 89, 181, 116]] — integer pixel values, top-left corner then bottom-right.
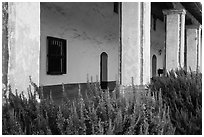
[[7, 2, 40, 95], [163, 9, 186, 70], [197, 26, 202, 72], [120, 2, 150, 86], [186, 25, 201, 71]]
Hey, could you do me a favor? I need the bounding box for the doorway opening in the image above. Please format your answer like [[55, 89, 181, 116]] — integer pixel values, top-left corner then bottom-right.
[[100, 52, 108, 89], [152, 55, 157, 77]]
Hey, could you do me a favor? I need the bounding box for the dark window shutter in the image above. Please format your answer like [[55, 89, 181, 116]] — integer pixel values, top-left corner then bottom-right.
[[62, 39, 66, 74], [47, 36, 67, 75], [114, 2, 119, 14]]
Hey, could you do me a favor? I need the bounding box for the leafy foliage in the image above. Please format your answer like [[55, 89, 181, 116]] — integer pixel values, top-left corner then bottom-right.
[[2, 69, 201, 135], [149, 69, 202, 135], [2, 82, 175, 135]]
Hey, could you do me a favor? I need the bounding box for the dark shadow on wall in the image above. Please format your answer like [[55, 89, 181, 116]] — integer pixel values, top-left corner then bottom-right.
[[2, 2, 9, 88], [42, 81, 116, 105]]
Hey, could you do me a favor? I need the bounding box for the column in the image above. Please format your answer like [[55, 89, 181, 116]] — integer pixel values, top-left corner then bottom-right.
[[186, 25, 201, 71], [120, 2, 150, 86], [197, 26, 202, 72], [2, 2, 9, 88], [163, 9, 186, 70], [8, 2, 40, 95]]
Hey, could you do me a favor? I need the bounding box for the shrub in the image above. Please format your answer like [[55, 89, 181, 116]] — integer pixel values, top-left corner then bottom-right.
[[2, 81, 175, 135], [149, 69, 202, 135]]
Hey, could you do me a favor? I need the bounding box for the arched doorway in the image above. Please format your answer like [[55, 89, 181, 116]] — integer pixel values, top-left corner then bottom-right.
[[100, 52, 108, 89], [152, 55, 157, 77]]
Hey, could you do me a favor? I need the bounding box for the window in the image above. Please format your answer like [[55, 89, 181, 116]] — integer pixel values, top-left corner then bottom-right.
[[114, 2, 119, 14], [47, 36, 66, 75], [153, 15, 157, 31]]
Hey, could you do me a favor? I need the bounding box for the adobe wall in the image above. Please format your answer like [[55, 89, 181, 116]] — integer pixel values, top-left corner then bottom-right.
[[7, 2, 40, 94], [150, 16, 165, 77], [40, 3, 119, 86]]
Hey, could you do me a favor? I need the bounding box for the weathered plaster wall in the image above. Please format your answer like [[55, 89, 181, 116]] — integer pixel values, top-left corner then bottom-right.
[[8, 2, 40, 93], [2, 2, 9, 88], [40, 2, 119, 86], [121, 3, 141, 85], [150, 16, 165, 77], [172, 2, 202, 72], [165, 12, 182, 70], [121, 2, 151, 86], [186, 27, 198, 71], [199, 35, 202, 72]]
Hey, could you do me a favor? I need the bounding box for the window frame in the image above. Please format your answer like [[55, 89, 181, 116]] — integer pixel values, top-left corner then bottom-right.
[[47, 36, 67, 75], [153, 15, 157, 31], [113, 2, 119, 14]]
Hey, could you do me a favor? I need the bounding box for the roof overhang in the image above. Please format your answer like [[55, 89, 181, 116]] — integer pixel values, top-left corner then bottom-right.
[[181, 2, 202, 24], [151, 2, 202, 25]]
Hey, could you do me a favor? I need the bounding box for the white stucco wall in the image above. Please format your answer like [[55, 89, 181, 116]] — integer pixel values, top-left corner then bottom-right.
[[40, 2, 119, 86], [186, 27, 198, 71], [8, 2, 40, 93], [199, 34, 202, 72], [150, 16, 165, 77], [121, 2, 151, 86], [121, 3, 141, 85]]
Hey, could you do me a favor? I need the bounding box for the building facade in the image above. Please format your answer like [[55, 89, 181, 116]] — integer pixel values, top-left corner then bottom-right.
[[2, 2, 202, 98]]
